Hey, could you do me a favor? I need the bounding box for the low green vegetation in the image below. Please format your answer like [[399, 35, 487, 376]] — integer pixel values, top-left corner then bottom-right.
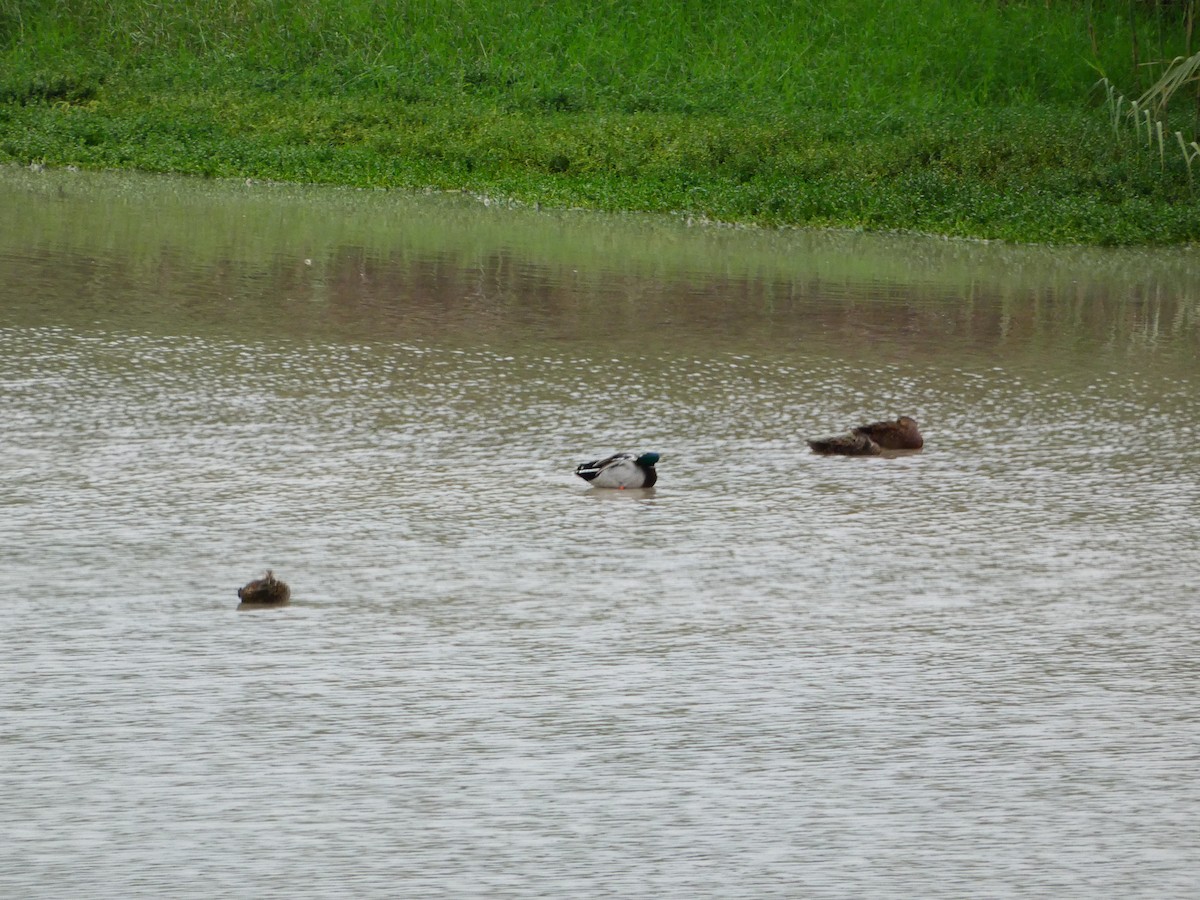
[[2, 0, 1198, 244]]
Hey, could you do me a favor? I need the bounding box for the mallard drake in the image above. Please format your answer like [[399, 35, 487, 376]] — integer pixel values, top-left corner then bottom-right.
[[574, 452, 660, 488], [237, 570, 291, 606], [808, 416, 923, 456]]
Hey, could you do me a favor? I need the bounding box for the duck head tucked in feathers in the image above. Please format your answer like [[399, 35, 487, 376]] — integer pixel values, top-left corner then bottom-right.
[[237, 570, 291, 606], [574, 452, 660, 488], [808, 416, 923, 456], [852, 416, 923, 450]]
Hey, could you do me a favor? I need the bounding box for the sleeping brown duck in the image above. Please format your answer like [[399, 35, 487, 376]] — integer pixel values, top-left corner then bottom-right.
[[237, 570, 291, 606], [808, 416, 923, 456]]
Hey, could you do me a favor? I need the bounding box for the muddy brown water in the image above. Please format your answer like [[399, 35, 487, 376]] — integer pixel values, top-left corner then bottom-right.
[[2, 167, 1199, 897]]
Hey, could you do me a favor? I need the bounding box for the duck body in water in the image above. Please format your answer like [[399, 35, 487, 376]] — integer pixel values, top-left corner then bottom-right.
[[806, 431, 883, 456], [574, 452, 660, 488], [808, 416, 923, 456], [853, 416, 923, 450], [237, 570, 291, 606]]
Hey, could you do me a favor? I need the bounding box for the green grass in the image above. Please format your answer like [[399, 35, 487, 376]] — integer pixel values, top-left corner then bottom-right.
[[2, 0, 1199, 244]]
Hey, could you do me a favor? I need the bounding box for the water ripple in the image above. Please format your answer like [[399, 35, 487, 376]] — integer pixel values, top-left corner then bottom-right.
[[2, 179, 1199, 897]]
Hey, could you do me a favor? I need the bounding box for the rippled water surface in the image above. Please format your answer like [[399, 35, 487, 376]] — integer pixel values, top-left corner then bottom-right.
[[2, 168, 1199, 897]]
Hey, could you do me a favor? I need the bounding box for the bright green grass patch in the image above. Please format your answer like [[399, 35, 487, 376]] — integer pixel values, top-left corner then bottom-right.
[[1, 0, 1186, 112], [5, 87, 1192, 244], [2, 1, 1198, 243]]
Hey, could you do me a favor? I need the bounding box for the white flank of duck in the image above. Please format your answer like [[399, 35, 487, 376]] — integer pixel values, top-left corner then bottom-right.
[[574, 452, 660, 488]]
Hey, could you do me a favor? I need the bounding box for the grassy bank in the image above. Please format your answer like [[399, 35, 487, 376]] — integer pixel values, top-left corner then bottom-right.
[[2, 0, 1198, 244]]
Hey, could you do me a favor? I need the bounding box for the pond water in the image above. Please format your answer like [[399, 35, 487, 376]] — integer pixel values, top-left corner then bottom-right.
[[2, 167, 1199, 898]]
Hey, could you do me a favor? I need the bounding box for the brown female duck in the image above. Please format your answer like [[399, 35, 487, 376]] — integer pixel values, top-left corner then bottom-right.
[[853, 416, 923, 450], [806, 431, 883, 456], [237, 570, 291, 606], [808, 416, 923, 456]]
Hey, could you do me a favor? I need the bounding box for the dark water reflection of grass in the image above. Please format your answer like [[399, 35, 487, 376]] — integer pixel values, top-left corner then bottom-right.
[[2, 167, 1197, 370]]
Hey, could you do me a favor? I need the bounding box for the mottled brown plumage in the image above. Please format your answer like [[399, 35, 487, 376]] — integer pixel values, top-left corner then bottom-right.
[[806, 432, 882, 456], [853, 416, 923, 450], [237, 570, 291, 606], [808, 416, 923, 456]]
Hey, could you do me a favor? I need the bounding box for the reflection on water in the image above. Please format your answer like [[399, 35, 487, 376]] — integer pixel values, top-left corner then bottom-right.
[[1, 167, 1199, 898]]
